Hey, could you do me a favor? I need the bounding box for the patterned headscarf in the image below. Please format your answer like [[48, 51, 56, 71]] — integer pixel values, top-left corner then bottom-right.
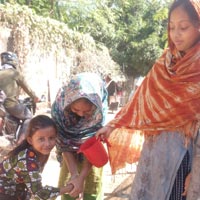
[[51, 72, 108, 152], [106, 0, 200, 174]]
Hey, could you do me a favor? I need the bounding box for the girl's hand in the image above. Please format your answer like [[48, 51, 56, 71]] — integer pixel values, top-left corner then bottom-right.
[[182, 172, 191, 196], [59, 184, 74, 195], [67, 175, 84, 198], [95, 126, 115, 140]]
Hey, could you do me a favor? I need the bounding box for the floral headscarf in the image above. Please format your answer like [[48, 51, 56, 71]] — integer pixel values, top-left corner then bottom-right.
[[51, 72, 108, 152]]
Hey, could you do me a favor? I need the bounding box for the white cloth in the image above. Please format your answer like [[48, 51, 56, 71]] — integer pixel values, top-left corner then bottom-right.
[[0, 64, 13, 70], [130, 131, 192, 200]]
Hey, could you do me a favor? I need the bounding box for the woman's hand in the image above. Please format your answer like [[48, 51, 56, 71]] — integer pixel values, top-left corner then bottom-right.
[[95, 125, 115, 140], [182, 172, 191, 196], [67, 175, 84, 198]]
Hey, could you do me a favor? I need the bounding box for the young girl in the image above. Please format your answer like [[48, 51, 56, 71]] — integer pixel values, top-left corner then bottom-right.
[[96, 0, 200, 199], [51, 72, 108, 200], [0, 114, 73, 200]]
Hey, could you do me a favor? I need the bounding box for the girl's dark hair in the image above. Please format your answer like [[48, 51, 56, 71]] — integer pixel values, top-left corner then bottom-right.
[[8, 115, 57, 157], [169, 0, 199, 25]]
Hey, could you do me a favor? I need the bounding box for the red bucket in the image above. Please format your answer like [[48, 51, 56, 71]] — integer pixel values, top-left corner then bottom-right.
[[78, 137, 109, 168]]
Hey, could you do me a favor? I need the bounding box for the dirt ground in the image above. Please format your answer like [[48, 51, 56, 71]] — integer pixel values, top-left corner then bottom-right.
[[103, 164, 136, 200]]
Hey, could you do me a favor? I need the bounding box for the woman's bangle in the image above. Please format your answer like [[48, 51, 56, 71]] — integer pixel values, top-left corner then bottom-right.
[[70, 173, 79, 180]]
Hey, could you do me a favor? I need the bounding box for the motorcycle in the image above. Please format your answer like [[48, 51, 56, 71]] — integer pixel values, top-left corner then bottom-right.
[[0, 93, 36, 161]]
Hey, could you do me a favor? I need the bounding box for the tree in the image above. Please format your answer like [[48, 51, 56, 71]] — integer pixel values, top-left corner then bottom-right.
[[54, 0, 171, 76], [106, 0, 169, 76], [1, 0, 172, 77]]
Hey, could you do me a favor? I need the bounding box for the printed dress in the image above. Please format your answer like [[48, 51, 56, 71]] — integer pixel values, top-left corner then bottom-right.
[[0, 146, 60, 199]]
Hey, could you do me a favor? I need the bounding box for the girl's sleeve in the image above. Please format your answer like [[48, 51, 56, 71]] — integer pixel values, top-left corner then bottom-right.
[[25, 173, 60, 199], [16, 152, 60, 199]]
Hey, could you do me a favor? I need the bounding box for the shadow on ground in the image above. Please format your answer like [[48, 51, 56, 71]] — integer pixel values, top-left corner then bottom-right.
[[104, 173, 135, 200]]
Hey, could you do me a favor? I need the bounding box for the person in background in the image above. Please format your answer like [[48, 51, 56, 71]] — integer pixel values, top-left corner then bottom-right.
[[51, 72, 108, 200], [96, 0, 200, 199], [128, 76, 144, 101], [0, 115, 73, 200], [104, 74, 117, 106], [0, 51, 39, 120]]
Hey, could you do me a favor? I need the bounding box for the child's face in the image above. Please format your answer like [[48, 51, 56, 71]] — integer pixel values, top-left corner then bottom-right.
[[169, 6, 200, 52], [27, 127, 57, 155]]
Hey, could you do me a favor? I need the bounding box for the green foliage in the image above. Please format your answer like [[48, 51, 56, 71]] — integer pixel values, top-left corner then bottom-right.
[[0, 2, 121, 79], [0, 0, 172, 77], [63, 0, 170, 77]]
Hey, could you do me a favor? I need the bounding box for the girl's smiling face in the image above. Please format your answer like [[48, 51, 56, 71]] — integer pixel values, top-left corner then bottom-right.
[[169, 5, 200, 52], [27, 126, 57, 155]]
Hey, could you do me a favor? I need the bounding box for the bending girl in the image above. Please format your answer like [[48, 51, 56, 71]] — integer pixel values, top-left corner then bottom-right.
[[51, 72, 108, 200]]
